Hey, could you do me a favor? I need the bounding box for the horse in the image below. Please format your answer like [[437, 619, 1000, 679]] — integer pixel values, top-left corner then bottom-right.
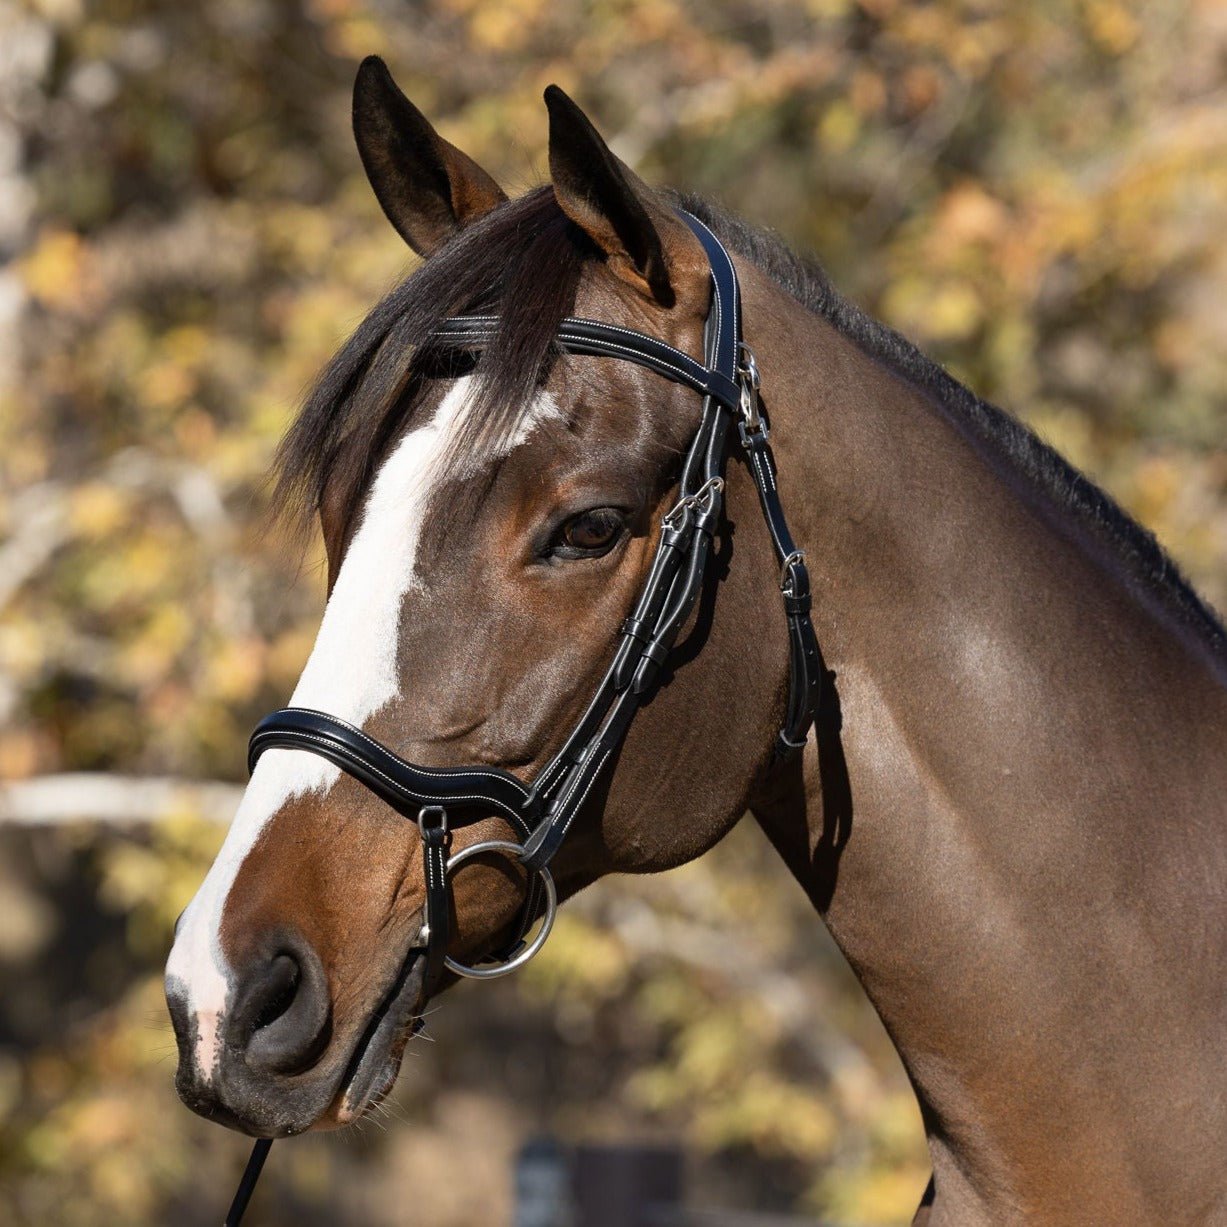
[[165, 57, 1227, 1225]]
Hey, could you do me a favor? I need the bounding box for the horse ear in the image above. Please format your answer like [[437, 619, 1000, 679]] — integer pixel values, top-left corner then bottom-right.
[[544, 85, 705, 308], [353, 57, 507, 257]]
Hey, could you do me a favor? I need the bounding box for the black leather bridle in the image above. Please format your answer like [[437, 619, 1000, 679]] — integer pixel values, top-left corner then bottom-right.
[[248, 210, 819, 992], [225, 212, 820, 1224]]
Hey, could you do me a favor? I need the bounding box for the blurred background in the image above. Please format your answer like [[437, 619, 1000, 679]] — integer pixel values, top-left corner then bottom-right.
[[1, 0, 1224, 1222]]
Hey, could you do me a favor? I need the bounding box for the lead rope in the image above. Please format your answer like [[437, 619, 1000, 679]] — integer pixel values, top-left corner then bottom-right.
[[224, 1138, 272, 1226]]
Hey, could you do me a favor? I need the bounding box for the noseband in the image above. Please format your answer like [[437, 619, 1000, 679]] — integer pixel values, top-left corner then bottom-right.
[[247, 211, 819, 995]]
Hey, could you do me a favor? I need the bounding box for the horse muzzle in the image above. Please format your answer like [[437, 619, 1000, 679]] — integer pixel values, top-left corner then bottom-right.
[[166, 926, 355, 1137]]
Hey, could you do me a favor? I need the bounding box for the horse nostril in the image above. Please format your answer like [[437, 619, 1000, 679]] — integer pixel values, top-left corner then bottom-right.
[[235, 933, 332, 1077], [251, 954, 300, 1031]]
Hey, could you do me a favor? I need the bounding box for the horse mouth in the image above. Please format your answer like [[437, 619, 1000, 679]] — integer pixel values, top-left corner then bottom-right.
[[334, 942, 428, 1123]]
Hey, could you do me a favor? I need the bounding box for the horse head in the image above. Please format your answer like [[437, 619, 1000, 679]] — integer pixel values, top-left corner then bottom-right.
[[165, 59, 801, 1137]]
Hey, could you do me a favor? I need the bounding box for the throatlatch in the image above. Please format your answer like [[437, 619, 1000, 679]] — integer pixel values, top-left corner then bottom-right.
[[229, 212, 821, 1224]]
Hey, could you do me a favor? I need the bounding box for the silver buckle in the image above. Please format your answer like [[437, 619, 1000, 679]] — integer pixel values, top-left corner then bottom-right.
[[738, 343, 762, 432], [779, 549, 805, 594], [691, 475, 724, 512], [417, 805, 449, 837], [663, 475, 725, 529]]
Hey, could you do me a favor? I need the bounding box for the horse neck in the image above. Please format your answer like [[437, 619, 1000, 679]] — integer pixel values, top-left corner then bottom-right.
[[741, 273, 1227, 1219]]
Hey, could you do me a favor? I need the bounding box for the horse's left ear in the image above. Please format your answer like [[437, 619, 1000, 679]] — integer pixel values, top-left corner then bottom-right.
[[545, 85, 706, 308], [353, 56, 507, 256]]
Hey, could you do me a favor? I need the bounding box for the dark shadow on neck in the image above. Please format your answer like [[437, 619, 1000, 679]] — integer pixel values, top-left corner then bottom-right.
[[749, 645, 852, 914], [808, 656, 852, 911]]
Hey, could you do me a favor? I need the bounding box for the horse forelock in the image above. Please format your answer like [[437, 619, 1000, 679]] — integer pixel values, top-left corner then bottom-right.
[[273, 186, 593, 550]]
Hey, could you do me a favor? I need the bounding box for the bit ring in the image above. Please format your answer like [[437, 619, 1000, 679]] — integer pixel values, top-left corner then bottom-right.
[[442, 839, 558, 979]]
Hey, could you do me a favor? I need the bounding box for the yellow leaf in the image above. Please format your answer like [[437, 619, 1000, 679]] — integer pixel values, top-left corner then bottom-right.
[[19, 229, 98, 311], [933, 183, 1009, 247], [1084, 0, 1140, 54], [819, 100, 860, 154], [135, 359, 196, 413], [924, 282, 983, 342], [68, 483, 130, 539]]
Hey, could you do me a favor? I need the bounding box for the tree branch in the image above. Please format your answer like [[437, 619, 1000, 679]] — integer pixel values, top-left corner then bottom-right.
[[0, 773, 241, 826]]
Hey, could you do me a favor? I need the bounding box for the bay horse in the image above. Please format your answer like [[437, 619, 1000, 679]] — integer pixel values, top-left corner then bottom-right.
[[165, 57, 1227, 1225]]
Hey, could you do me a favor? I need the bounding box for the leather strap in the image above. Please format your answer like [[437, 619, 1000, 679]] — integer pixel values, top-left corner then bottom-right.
[[737, 419, 822, 756], [434, 316, 742, 412], [247, 709, 538, 991], [416, 807, 451, 997]]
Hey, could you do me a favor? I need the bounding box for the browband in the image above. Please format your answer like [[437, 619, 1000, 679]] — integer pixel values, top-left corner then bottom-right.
[[435, 316, 744, 412]]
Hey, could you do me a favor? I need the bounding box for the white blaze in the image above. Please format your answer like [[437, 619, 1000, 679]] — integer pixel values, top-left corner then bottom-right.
[[166, 379, 560, 1080]]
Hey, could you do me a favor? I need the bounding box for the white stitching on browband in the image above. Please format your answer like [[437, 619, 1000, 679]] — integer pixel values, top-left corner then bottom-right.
[[438, 316, 739, 407], [563, 338, 712, 386], [560, 318, 700, 361], [443, 317, 712, 382], [254, 729, 530, 825], [555, 337, 703, 388], [438, 326, 718, 399], [278, 708, 530, 792], [442, 317, 700, 370]]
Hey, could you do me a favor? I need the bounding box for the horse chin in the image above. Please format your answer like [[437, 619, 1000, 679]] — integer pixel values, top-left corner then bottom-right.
[[318, 946, 428, 1130]]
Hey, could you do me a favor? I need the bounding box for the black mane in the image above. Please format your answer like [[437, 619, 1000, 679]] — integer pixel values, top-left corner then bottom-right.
[[674, 191, 1226, 659], [277, 183, 1225, 657]]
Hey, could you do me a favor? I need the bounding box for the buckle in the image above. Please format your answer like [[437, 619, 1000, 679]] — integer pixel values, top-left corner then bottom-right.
[[738, 343, 762, 432], [417, 805, 449, 838], [663, 476, 725, 529], [779, 550, 806, 594], [691, 475, 724, 512]]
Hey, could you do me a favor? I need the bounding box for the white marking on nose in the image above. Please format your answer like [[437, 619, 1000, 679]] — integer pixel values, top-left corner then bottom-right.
[[166, 379, 561, 1080]]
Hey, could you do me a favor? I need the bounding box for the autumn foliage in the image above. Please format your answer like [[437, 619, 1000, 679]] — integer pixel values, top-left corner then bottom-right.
[[1, 1, 1224, 1223]]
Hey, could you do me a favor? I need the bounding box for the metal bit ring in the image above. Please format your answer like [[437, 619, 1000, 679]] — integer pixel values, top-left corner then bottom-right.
[[442, 839, 558, 979]]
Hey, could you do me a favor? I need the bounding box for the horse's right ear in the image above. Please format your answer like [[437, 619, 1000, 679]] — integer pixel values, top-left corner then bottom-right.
[[352, 57, 506, 257]]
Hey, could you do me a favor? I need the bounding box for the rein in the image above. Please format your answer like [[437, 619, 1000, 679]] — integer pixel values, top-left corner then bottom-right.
[[224, 211, 819, 1224]]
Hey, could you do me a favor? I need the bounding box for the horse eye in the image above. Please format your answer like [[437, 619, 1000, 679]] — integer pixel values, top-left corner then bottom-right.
[[557, 508, 625, 556]]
